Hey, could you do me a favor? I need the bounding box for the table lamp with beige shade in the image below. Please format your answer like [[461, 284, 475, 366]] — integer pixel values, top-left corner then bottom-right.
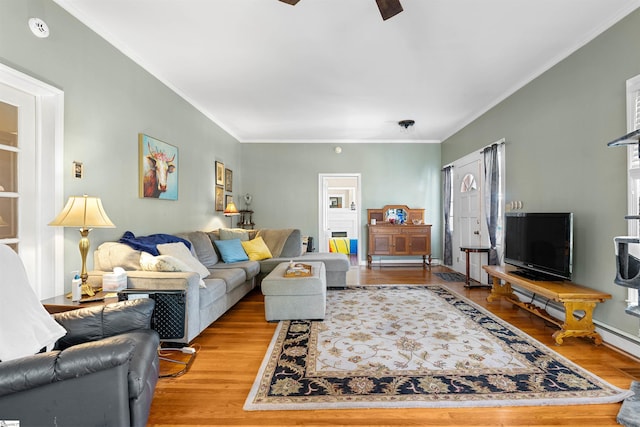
[[49, 195, 115, 296]]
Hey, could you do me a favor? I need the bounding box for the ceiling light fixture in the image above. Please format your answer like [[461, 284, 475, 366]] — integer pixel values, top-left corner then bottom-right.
[[278, 0, 404, 20], [28, 17, 50, 38], [376, 0, 403, 21], [398, 120, 415, 129]]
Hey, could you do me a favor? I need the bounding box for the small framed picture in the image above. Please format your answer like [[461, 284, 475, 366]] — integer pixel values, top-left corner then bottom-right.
[[73, 161, 83, 179], [215, 161, 225, 186], [215, 186, 224, 211], [225, 194, 233, 208], [225, 168, 233, 192]]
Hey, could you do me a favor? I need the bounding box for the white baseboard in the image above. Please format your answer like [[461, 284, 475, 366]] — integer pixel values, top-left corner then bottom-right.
[[363, 258, 442, 267]]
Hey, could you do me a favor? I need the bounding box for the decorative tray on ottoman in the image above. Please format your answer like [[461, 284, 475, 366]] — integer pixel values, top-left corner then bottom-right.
[[284, 263, 313, 277]]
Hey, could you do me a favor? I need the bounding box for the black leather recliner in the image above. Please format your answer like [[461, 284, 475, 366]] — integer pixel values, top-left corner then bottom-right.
[[0, 298, 160, 427]]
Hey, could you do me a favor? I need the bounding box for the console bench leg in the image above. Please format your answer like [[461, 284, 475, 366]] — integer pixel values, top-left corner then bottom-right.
[[486, 276, 518, 303], [552, 300, 603, 345]]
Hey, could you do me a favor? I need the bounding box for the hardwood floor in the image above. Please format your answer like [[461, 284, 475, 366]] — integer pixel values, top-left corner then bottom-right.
[[148, 265, 640, 426]]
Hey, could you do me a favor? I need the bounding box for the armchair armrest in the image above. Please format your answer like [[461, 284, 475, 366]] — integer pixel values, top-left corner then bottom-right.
[[0, 336, 134, 397], [54, 298, 154, 349]]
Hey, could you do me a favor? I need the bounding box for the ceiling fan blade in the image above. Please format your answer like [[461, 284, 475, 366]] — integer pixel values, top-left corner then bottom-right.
[[279, 0, 300, 5], [375, 0, 403, 20]]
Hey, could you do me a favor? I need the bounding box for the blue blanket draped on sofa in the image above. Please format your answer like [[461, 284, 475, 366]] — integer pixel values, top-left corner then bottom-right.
[[119, 231, 191, 256]]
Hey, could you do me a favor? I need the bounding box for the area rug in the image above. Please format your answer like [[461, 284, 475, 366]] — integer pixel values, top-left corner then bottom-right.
[[244, 286, 632, 410], [434, 272, 467, 282]]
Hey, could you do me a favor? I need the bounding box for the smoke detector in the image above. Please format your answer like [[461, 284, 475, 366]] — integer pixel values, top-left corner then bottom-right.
[[28, 18, 50, 38]]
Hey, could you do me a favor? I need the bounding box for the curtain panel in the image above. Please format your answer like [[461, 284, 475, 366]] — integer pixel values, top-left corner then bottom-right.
[[442, 166, 453, 266]]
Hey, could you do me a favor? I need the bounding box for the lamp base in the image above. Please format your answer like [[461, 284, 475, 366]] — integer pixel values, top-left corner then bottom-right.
[[81, 283, 95, 296]]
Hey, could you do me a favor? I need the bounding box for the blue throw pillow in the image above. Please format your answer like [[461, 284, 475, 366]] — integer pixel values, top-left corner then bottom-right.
[[214, 238, 249, 263]]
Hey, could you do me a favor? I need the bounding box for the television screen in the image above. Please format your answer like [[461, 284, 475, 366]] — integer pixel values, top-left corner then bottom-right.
[[504, 212, 573, 280]]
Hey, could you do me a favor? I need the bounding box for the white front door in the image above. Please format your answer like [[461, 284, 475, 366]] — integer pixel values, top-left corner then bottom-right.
[[454, 157, 484, 282]]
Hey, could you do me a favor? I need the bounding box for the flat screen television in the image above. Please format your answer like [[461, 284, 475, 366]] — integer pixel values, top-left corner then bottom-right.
[[504, 212, 573, 281]]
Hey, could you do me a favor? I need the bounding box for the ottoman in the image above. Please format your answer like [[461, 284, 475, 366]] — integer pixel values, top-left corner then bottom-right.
[[261, 262, 326, 321]]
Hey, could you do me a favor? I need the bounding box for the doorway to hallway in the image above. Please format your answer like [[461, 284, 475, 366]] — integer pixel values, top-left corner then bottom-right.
[[318, 173, 361, 265]]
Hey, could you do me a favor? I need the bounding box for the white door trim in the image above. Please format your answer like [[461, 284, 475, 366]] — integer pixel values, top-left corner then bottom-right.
[[0, 63, 65, 298]]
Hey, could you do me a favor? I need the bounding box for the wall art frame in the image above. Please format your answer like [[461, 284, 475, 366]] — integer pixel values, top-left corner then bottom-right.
[[225, 168, 233, 192], [139, 133, 178, 200], [215, 161, 225, 186], [215, 185, 224, 211]]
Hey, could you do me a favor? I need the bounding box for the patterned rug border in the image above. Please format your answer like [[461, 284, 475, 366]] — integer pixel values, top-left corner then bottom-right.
[[245, 285, 632, 411]]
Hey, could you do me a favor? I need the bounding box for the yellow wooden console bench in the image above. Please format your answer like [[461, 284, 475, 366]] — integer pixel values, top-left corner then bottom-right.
[[483, 265, 611, 345]]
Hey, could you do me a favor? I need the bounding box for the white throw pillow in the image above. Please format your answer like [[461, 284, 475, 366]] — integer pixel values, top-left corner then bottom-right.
[[140, 251, 190, 272], [154, 243, 211, 288]]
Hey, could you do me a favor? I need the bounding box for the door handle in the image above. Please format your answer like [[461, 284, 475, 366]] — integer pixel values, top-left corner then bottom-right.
[[473, 230, 480, 235]]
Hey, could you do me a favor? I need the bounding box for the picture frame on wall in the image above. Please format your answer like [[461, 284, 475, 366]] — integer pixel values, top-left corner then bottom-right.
[[215, 161, 225, 186], [139, 133, 178, 200], [225, 194, 233, 208], [215, 186, 224, 211], [225, 168, 233, 192]]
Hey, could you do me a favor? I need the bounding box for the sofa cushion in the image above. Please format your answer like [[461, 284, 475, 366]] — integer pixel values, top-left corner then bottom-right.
[[208, 268, 247, 293], [259, 253, 350, 275], [241, 237, 273, 261], [299, 252, 350, 272], [219, 228, 250, 241], [213, 239, 249, 263], [199, 279, 226, 309], [281, 229, 303, 257], [176, 231, 219, 268], [157, 243, 210, 280], [256, 229, 303, 258], [211, 260, 260, 279], [95, 242, 141, 271]]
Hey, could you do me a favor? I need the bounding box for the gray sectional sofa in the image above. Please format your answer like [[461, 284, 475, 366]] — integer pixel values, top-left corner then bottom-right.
[[87, 229, 349, 343]]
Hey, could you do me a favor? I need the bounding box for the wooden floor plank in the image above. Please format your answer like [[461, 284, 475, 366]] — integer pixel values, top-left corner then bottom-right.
[[147, 265, 640, 426]]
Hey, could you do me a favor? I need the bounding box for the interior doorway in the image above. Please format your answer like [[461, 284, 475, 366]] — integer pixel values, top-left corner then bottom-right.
[[318, 173, 361, 265]]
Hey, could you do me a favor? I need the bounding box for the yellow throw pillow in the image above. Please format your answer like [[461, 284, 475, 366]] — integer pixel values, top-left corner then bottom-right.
[[241, 236, 273, 261]]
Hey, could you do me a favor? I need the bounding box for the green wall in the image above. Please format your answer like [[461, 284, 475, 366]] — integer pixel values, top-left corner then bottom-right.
[[240, 143, 442, 258], [1, 0, 241, 281], [0, 0, 444, 288], [442, 9, 640, 336]]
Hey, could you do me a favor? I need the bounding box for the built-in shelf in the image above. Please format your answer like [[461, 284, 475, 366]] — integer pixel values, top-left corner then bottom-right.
[[606, 129, 640, 147]]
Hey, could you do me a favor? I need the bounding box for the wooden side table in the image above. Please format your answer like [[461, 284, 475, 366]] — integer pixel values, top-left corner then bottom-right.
[[41, 292, 118, 314], [460, 246, 491, 288]]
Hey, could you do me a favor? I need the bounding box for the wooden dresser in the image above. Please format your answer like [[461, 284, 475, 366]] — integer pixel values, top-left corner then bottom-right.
[[367, 205, 431, 268]]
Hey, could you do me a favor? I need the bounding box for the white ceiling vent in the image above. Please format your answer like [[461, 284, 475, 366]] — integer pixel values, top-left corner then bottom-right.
[[28, 18, 50, 38]]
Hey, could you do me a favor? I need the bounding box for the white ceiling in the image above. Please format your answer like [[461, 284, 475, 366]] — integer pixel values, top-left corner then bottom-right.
[[54, 0, 640, 143]]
